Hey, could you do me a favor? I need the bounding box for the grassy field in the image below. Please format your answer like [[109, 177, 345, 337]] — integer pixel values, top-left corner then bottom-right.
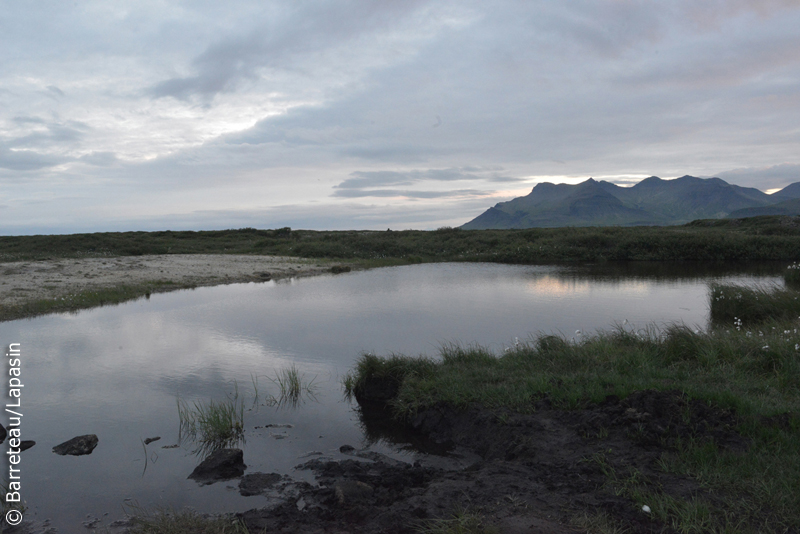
[[4, 216, 800, 264], [345, 287, 800, 533]]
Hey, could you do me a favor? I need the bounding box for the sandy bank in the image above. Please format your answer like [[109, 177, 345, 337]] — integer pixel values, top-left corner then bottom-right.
[[0, 254, 347, 320]]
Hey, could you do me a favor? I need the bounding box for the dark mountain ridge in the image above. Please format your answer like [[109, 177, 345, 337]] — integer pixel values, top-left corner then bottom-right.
[[462, 175, 800, 229]]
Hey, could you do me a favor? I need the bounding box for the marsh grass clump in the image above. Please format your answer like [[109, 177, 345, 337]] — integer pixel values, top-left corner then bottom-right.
[[177, 396, 244, 452], [785, 262, 800, 288], [125, 506, 248, 534], [710, 283, 800, 324], [267, 364, 318, 407], [343, 352, 437, 403]]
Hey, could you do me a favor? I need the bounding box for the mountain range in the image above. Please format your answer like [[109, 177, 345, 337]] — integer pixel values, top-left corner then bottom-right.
[[461, 175, 800, 229]]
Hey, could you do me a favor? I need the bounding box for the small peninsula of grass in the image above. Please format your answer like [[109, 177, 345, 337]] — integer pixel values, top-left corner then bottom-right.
[[344, 288, 800, 533]]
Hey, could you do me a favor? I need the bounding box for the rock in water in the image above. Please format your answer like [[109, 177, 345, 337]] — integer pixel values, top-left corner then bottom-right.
[[0, 423, 6, 444], [188, 448, 245, 485], [20, 440, 35, 452], [53, 434, 99, 456]]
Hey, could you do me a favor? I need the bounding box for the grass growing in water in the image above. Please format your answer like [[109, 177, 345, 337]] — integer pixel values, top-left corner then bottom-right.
[[177, 396, 244, 452], [347, 321, 800, 533], [269, 364, 318, 407]]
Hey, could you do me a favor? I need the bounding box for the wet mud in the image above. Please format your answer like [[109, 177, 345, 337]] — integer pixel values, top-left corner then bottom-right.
[[240, 390, 748, 533]]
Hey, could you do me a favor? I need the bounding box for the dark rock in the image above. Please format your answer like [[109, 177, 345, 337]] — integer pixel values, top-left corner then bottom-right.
[[0, 423, 6, 444], [256, 271, 272, 280], [330, 265, 351, 274], [339, 444, 356, 453], [53, 434, 98, 456], [239, 472, 283, 496], [188, 448, 245, 485], [143, 436, 161, 445], [20, 440, 35, 452]]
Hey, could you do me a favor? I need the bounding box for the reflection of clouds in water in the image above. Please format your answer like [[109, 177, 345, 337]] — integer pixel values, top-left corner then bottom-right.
[[524, 274, 656, 298]]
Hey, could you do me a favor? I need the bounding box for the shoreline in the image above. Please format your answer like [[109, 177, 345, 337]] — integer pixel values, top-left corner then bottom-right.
[[0, 254, 353, 322]]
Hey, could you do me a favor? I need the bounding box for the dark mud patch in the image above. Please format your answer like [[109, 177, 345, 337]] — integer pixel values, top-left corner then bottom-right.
[[240, 390, 747, 533]]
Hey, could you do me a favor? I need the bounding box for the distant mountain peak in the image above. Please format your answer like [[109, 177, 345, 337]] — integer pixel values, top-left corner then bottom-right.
[[461, 175, 800, 229]]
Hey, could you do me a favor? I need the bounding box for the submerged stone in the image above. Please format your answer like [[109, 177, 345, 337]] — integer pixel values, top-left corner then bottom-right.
[[53, 434, 99, 456], [188, 448, 245, 485]]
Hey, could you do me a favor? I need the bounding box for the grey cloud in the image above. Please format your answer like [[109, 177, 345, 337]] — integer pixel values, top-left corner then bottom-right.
[[12, 116, 47, 125], [334, 168, 523, 190], [717, 164, 800, 188], [46, 85, 65, 98], [148, 1, 429, 101], [0, 146, 66, 171], [79, 152, 118, 167], [332, 188, 487, 199], [6, 121, 87, 150]]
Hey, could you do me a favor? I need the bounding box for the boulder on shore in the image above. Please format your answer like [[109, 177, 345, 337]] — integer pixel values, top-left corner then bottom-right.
[[188, 448, 245, 485], [53, 434, 98, 456]]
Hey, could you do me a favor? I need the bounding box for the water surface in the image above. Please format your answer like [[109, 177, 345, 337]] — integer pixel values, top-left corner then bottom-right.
[[0, 262, 783, 529]]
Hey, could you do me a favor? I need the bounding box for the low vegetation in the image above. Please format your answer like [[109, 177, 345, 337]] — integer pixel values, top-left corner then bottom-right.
[[710, 282, 800, 324], [415, 507, 498, 534], [3, 215, 800, 264], [177, 396, 244, 452], [125, 507, 247, 534], [345, 286, 800, 533], [269, 364, 318, 407], [0, 281, 181, 322]]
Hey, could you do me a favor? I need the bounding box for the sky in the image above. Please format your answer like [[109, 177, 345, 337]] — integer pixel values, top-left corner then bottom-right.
[[2, 1, 800, 235]]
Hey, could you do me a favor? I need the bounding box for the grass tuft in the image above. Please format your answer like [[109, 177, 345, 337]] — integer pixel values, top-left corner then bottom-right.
[[177, 396, 244, 453], [125, 506, 248, 534]]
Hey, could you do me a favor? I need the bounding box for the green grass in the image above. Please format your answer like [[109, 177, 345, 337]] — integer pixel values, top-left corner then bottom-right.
[[785, 261, 800, 288], [4, 215, 800, 264], [0, 281, 183, 322], [347, 321, 800, 533], [125, 507, 248, 534], [177, 396, 244, 453], [268, 364, 318, 407], [710, 283, 800, 324]]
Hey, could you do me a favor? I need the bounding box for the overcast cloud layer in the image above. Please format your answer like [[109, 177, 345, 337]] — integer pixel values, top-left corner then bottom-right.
[[2, 1, 800, 234]]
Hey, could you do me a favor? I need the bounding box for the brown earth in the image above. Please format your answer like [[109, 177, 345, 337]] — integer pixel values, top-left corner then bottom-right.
[[240, 390, 749, 534]]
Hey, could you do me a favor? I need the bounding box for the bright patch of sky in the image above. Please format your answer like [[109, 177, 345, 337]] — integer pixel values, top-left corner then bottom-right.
[[2, 1, 800, 234]]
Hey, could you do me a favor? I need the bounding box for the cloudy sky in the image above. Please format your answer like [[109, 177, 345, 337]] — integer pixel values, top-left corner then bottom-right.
[[2, 1, 800, 234]]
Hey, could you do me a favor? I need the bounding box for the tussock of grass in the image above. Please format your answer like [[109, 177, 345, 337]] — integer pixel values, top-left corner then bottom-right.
[[268, 364, 318, 407], [710, 283, 800, 324], [177, 396, 244, 452], [343, 353, 437, 401], [786, 262, 800, 288], [126, 507, 247, 534]]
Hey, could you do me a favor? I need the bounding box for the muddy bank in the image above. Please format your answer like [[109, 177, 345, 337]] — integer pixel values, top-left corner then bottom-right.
[[0, 254, 349, 321], [239, 390, 749, 533]]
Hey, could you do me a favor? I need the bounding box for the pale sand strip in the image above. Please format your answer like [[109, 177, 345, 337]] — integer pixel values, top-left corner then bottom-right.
[[0, 254, 341, 309]]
